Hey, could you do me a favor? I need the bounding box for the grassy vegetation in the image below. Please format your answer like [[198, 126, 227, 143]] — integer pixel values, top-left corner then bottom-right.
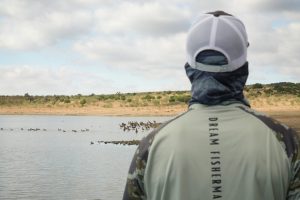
[[0, 91, 191, 108], [244, 82, 300, 108], [0, 82, 299, 108]]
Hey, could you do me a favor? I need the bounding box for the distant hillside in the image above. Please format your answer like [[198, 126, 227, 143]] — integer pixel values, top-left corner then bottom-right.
[[0, 82, 299, 110], [245, 82, 300, 97], [244, 82, 300, 110]]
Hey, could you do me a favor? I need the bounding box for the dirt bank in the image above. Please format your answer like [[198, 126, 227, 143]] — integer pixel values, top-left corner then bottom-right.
[[1, 104, 299, 133]]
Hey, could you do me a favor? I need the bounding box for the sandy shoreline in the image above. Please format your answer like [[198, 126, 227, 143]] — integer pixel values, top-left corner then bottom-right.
[[0, 105, 187, 116], [0, 105, 299, 116], [1, 105, 299, 132]]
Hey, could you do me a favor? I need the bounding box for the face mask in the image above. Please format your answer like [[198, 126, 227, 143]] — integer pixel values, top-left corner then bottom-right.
[[185, 62, 250, 106]]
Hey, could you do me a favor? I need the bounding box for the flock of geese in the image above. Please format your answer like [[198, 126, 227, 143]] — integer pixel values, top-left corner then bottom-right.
[[119, 120, 161, 133], [1, 120, 161, 146], [90, 120, 161, 145], [90, 140, 140, 145], [0, 127, 91, 133]]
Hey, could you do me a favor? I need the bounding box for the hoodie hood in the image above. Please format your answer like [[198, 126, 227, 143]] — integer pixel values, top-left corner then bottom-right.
[[185, 62, 250, 107]]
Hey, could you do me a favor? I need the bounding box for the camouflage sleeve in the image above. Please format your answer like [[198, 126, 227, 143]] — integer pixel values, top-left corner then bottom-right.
[[122, 113, 187, 200], [287, 130, 300, 200], [122, 130, 157, 200]]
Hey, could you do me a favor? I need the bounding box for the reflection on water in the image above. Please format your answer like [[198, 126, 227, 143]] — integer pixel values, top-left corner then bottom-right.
[[0, 115, 171, 200]]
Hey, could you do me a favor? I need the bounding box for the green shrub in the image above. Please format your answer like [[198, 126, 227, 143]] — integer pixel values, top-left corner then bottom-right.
[[252, 83, 263, 89], [24, 93, 34, 102], [178, 95, 191, 103], [176, 91, 185, 95], [97, 95, 106, 101], [169, 96, 176, 103], [264, 88, 273, 96], [142, 94, 155, 101], [80, 99, 87, 106]]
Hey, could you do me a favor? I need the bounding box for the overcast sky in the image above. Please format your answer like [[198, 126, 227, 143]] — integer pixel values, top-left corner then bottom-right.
[[0, 0, 299, 95]]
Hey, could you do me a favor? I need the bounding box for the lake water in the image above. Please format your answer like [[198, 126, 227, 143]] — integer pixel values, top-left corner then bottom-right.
[[0, 115, 171, 200]]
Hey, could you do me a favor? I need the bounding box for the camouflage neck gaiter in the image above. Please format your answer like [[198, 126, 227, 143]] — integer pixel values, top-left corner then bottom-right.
[[185, 62, 250, 107]]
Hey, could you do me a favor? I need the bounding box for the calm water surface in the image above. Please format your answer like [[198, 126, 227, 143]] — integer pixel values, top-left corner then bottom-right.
[[0, 115, 171, 200]]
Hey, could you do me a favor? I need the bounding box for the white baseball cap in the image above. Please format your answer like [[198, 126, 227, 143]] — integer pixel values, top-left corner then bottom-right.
[[186, 11, 249, 72]]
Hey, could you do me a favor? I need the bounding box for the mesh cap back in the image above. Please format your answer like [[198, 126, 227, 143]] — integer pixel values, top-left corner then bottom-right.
[[186, 12, 248, 72]]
